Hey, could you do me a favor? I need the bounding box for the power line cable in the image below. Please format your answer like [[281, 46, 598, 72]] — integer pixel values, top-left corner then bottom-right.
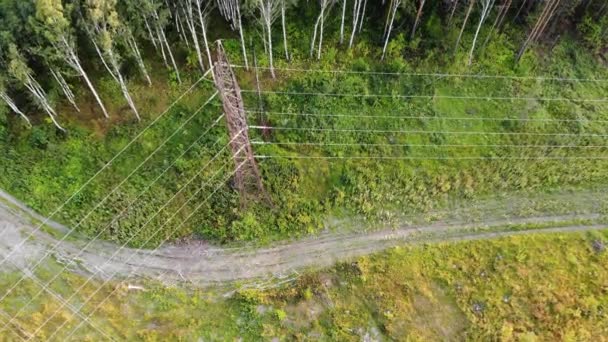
[[241, 90, 608, 103], [0, 92, 220, 330], [0, 73, 214, 267], [232, 65, 608, 83], [1, 112, 228, 335], [47, 159, 246, 341], [247, 110, 608, 124], [252, 141, 608, 149], [249, 125, 608, 137]]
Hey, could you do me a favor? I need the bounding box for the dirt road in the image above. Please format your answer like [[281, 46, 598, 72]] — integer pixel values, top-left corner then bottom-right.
[[0, 189, 606, 286]]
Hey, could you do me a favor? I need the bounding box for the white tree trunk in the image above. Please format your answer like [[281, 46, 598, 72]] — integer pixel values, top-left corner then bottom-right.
[[310, 13, 321, 57], [411, 0, 426, 39], [196, 0, 214, 71], [455, 0, 476, 54], [127, 35, 152, 86], [340, 0, 347, 44], [281, 1, 289, 61], [382, 0, 400, 60], [159, 25, 182, 84], [236, 4, 249, 69], [107, 50, 140, 120], [62, 37, 109, 118], [317, 0, 327, 60], [0, 91, 30, 125], [155, 25, 170, 68], [349, 0, 362, 48], [266, 17, 275, 78], [50, 69, 80, 112], [23, 75, 64, 131], [358, 0, 367, 32], [468, 0, 495, 65], [184, 0, 206, 72], [143, 16, 158, 50]]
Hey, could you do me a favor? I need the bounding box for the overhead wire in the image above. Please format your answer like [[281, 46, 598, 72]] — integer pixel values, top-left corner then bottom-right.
[[246, 109, 608, 124], [0, 89, 220, 335], [1, 112, 228, 336], [232, 64, 608, 83], [241, 89, 608, 103], [0, 72, 213, 265], [47, 153, 247, 341]]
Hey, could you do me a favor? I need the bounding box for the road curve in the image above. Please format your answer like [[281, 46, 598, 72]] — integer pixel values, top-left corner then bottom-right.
[[0, 189, 606, 286]]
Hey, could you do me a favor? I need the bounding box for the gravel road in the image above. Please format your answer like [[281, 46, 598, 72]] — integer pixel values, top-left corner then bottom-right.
[[0, 189, 606, 286]]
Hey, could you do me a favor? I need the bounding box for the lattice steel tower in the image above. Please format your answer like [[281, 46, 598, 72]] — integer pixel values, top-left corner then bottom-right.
[[213, 41, 270, 206]]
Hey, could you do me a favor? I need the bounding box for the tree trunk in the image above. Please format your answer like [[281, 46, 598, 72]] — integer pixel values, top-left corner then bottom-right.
[[349, 0, 362, 48], [160, 25, 182, 83], [317, 0, 327, 60], [107, 49, 140, 120], [411, 0, 426, 39], [282, 1, 289, 60], [236, 3, 249, 69], [184, 0, 206, 72], [51, 69, 80, 111], [340, 0, 347, 44], [127, 36, 152, 86], [468, 0, 495, 66], [310, 12, 321, 57], [358, 0, 367, 32], [196, 0, 214, 71], [62, 37, 108, 118], [455, 0, 476, 54], [266, 17, 275, 78], [448, 0, 460, 25], [23, 75, 64, 131], [143, 16, 158, 50], [516, 0, 561, 63], [481, 0, 511, 51], [382, 0, 400, 60], [0, 92, 30, 125]]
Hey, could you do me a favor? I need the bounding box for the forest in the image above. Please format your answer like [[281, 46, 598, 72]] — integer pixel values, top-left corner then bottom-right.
[[0, 0, 606, 129], [0, 0, 608, 246]]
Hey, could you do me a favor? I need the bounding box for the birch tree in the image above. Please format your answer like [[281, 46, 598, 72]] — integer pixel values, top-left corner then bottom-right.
[[516, 0, 562, 62], [382, 0, 402, 60], [0, 76, 30, 126], [468, 0, 495, 65], [183, 0, 207, 72], [124, 27, 153, 86], [340, 0, 347, 44], [33, 0, 109, 118], [280, 0, 290, 61], [83, 0, 140, 120], [454, 0, 476, 54], [195, 0, 214, 71], [448, 0, 460, 25], [310, 0, 335, 59], [411, 0, 426, 39], [7, 45, 64, 130], [255, 0, 281, 78], [217, 0, 250, 68], [151, 4, 182, 83], [349, 0, 364, 48], [481, 0, 512, 50], [50, 68, 80, 111]]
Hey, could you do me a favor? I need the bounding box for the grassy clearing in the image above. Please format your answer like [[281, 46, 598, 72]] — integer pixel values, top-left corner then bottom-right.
[[1, 229, 606, 340]]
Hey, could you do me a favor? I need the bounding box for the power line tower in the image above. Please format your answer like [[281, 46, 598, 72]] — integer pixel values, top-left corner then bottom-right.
[[213, 41, 270, 207]]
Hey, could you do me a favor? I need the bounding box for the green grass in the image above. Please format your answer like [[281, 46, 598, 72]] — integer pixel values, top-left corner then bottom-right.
[[1, 229, 606, 340]]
